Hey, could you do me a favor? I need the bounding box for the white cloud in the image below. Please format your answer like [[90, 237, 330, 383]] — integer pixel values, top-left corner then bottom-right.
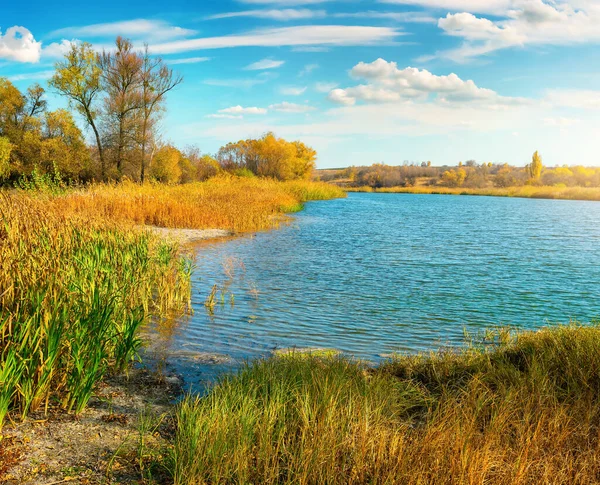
[[269, 102, 316, 112], [204, 77, 270, 88], [333, 11, 437, 23], [426, 1, 600, 62], [281, 86, 307, 95], [300, 63, 319, 76], [207, 114, 244, 119], [238, 0, 332, 4], [543, 117, 580, 127], [377, 0, 513, 15], [205, 9, 326, 21], [329, 58, 525, 107], [545, 89, 600, 110], [292, 46, 330, 52], [0, 26, 41, 63], [168, 56, 211, 64], [150, 26, 401, 54], [245, 58, 285, 70], [315, 81, 338, 92], [42, 39, 75, 59], [50, 19, 196, 41], [8, 70, 54, 82], [219, 105, 268, 115]]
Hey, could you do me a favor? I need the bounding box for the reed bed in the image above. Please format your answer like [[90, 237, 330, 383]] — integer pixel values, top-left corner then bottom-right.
[[346, 185, 600, 201], [47, 176, 346, 233], [171, 323, 600, 485], [0, 193, 192, 426]]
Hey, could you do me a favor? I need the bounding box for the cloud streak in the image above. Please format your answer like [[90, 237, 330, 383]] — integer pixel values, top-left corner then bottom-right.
[[150, 25, 401, 54]]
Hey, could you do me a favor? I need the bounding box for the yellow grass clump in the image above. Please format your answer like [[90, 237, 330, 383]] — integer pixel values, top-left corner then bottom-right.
[[47, 176, 346, 232]]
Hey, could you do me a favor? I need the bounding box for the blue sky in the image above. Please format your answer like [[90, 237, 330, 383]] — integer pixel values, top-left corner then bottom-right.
[[2, 0, 600, 167]]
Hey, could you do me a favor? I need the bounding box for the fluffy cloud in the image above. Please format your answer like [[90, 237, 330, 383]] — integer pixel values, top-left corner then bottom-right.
[[269, 102, 316, 113], [426, 1, 600, 62], [378, 0, 512, 15], [42, 39, 76, 59], [218, 105, 268, 115], [245, 58, 285, 70], [328, 58, 525, 106], [0, 26, 41, 63], [205, 9, 326, 21]]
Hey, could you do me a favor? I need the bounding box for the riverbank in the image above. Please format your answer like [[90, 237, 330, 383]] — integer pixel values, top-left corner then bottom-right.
[[345, 184, 600, 201], [0, 177, 345, 482], [173, 323, 600, 485]]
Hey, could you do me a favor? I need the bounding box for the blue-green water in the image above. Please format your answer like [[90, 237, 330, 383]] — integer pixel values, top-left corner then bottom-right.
[[157, 193, 600, 385]]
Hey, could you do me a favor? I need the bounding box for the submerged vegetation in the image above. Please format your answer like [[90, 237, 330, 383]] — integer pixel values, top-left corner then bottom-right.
[[172, 323, 600, 485]]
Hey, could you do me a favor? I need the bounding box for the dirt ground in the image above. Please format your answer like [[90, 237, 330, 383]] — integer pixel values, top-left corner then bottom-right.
[[0, 368, 182, 485]]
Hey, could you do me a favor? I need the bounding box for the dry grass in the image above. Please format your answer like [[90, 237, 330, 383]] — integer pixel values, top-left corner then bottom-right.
[[172, 324, 600, 485], [346, 185, 600, 201], [47, 176, 346, 232], [0, 176, 343, 428]]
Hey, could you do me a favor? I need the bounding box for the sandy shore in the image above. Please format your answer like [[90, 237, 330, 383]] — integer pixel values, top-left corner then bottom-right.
[[142, 226, 234, 244]]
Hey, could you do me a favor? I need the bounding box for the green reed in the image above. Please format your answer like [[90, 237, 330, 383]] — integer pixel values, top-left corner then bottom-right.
[[0, 193, 192, 426]]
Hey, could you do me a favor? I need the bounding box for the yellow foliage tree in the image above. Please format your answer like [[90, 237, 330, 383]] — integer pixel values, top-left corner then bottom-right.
[[150, 145, 183, 184], [0, 137, 12, 179], [527, 151, 543, 180]]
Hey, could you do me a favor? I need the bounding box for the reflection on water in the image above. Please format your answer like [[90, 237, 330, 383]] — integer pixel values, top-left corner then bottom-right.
[[145, 193, 600, 389]]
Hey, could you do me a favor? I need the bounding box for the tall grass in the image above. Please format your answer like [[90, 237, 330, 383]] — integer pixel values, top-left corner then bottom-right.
[[0, 193, 192, 426], [0, 177, 343, 427], [172, 324, 600, 485], [46, 176, 346, 232], [346, 184, 600, 201]]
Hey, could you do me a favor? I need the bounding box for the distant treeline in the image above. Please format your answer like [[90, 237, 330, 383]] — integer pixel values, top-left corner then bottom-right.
[[319, 153, 600, 189], [0, 37, 316, 186]]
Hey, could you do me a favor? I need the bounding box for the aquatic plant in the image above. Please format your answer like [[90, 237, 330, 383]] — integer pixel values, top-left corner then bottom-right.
[[0, 193, 191, 425]]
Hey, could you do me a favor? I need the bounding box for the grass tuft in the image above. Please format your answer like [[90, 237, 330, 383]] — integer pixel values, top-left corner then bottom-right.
[[172, 323, 600, 485]]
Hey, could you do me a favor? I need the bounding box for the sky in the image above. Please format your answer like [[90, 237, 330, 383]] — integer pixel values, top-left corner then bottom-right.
[[2, 0, 600, 168]]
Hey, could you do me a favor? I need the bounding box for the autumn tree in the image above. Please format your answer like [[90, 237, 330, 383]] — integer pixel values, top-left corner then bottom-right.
[[41, 109, 91, 178], [138, 46, 183, 183], [50, 43, 106, 178], [99, 37, 144, 176], [527, 150, 543, 180], [150, 145, 183, 183], [216, 133, 316, 180], [0, 137, 12, 179]]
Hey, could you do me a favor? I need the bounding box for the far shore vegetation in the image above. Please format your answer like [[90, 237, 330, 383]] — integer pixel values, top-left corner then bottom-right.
[[2, 33, 600, 484], [319, 151, 600, 201]]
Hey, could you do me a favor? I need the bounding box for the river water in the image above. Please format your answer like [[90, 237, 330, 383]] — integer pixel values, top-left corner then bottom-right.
[[150, 192, 600, 388]]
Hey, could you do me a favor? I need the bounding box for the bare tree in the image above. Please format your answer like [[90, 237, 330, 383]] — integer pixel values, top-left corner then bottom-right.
[[139, 46, 182, 183], [99, 37, 143, 176]]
